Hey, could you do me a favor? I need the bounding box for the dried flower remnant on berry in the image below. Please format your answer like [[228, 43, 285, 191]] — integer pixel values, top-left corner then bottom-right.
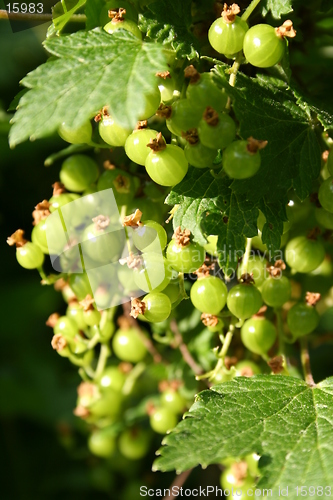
[[108, 7, 126, 22], [123, 209, 143, 228], [7, 229, 27, 247], [32, 199, 50, 225], [184, 65, 200, 84], [239, 272, 255, 284], [77, 381, 96, 398], [135, 120, 148, 130], [51, 333, 67, 351], [221, 3, 240, 23], [182, 128, 199, 145], [203, 107, 219, 126], [92, 214, 110, 231], [267, 259, 286, 278], [130, 297, 146, 318], [172, 226, 191, 247], [194, 263, 215, 278], [52, 182, 66, 196], [201, 313, 219, 327], [73, 405, 90, 418], [155, 71, 171, 80], [46, 312, 60, 328], [117, 315, 132, 329], [119, 252, 143, 270], [79, 294, 95, 312], [276, 20, 296, 38], [268, 355, 284, 374], [305, 292, 321, 307], [246, 137, 268, 154], [147, 132, 166, 152], [156, 104, 172, 119]]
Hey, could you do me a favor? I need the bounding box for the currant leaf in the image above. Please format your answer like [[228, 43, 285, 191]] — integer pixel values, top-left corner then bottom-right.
[[9, 29, 167, 147]]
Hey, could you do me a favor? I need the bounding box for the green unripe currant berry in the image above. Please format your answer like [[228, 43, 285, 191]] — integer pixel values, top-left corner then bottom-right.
[[60, 155, 99, 192], [318, 177, 333, 213], [243, 24, 286, 68], [227, 283, 263, 320], [88, 428, 116, 458], [118, 428, 150, 460], [285, 236, 325, 273], [241, 317, 277, 355], [190, 276, 228, 315], [208, 11, 248, 55], [58, 120, 92, 144], [104, 19, 142, 39], [16, 242, 44, 269], [149, 407, 178, 434], [287, 302, 320, 339], [261, 276, 291, 308], [112, 327, 147, 362]]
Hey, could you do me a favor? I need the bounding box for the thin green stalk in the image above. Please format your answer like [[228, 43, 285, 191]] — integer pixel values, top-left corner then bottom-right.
[[241, 238, 252, 276], [87, 332, 100, 350], [122, 362, 146, 395], [241, 0, 262, 21], [94, 344, 111, 380], [274, 308, 285, 355]]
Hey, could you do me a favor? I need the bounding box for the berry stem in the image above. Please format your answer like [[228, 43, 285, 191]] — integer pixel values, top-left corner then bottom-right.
[[274, 308, 286, 357], [162, 469, 193, 500], [171, 273, 189, 309], [94, 343, 111, 380], [170, 319, 204, 377], [241, 0, 262, 22], [240, 238, 252, 276], [83, 364, 95, 379], [300, 337, 316, 387], [122, 362, 146, 396], [87, 332, 101, 350]]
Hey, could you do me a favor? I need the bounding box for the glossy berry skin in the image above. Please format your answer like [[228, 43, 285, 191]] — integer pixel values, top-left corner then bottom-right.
[[241, 317, 277, 355], [140, 292, 172, 323], [134, 254, 172, 293], [82, 222, 124, 264], [315, 207, 333, 230], [227, 284, 263, 320], [198, 112, 236, 150], [149, 407, 178, 434], [48, 193, 80, 213], [88, 429, 116, 458], [285, 236, 325, 273], [58, 120, 92, 144], [145, 145, 188, 187], [166, 99, 202, 137], [223, 140, 261, 179], [318, 176, 333, 213], [190, 276, 228, 315], [54, 316, 79, 338], [184, 141, 218, 168], [261, 276, 291, 308], [104, 19, 142, 39], [99, 366, 126, 393], [287, 303, 319, 339], [66, 303, 86, 330], [132, 220, 167, 253], [60, 155, 99, 192], [166, 240, 205, 274], [31, 220, 51, 254], [97, 168, 135, 206], [186, 73, 228, 113], [112, 327, 147, 362], [208, 16, 248, 55], [243, 24, 285, 68], [118, 428, 150, 460], [163, 283, 180, 304], [236, 256, 268, 287], [16, 242, 44, 269], [160, 390, 186, 414], [83, 309, 101, 326], [125, 129, 159, 165], [99, 115, 132, 147], [220, 466, 254, 497]]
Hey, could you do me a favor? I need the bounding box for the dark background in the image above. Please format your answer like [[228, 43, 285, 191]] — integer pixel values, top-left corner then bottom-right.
[[1, 2, 333, 498]]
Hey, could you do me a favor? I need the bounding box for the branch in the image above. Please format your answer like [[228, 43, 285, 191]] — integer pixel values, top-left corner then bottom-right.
[[170, 319, 204, 376], [0, 9, 86, 22], [163, 469, 193, 500]]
